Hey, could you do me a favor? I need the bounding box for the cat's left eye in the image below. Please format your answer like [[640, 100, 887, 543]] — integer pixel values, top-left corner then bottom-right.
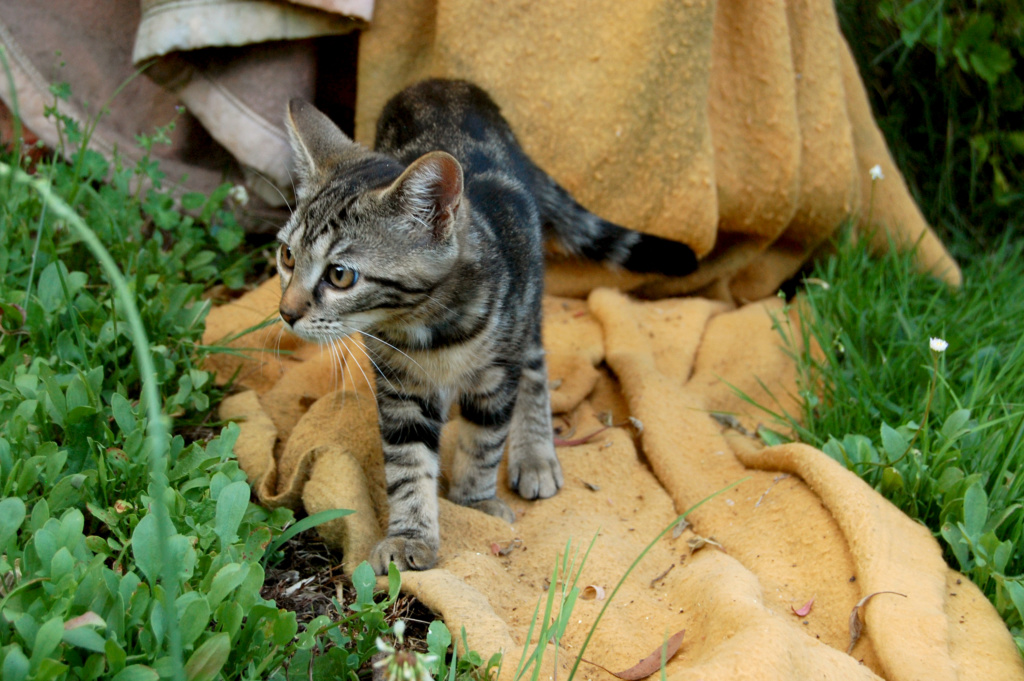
[[279, 244, 295, 269], [326, 265, 358, 289]]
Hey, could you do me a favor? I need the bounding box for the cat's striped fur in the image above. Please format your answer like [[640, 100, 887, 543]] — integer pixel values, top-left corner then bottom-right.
[[277, 79, 697, 574]]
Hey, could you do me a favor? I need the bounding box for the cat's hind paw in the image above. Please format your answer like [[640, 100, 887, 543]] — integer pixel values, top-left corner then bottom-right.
[[370, 536, 439, 574], [508, 455, 563, 500]]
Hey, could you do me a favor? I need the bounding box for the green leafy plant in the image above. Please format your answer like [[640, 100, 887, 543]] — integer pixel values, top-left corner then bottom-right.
[[0, 73, 502, 681], [424, 622, 501, 681], [0, 425, 305, 681], [0, 77, 296, 679]]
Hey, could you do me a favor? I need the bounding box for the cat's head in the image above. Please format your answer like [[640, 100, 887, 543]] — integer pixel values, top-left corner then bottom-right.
[[276, 99, 465, 341]]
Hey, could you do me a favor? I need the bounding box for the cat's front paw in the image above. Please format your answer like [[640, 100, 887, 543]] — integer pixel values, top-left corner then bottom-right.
[[508, 455, 563, 500], [370, 536, 439, 574]]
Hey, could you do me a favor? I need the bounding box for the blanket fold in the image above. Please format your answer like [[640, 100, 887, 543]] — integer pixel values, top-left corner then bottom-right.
[[202, 279, 1022, 680]]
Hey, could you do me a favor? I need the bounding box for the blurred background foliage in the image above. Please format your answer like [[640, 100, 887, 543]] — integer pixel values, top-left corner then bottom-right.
[[837, 0, 1023, 254]]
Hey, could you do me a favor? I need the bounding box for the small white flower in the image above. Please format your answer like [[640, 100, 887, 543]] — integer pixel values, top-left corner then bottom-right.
[[929, 337, 948, 353], [228, 184, 249, 206], [869, 165, 885, 181]]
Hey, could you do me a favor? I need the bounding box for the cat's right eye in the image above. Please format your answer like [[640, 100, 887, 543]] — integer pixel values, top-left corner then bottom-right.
[[279, 244, 295, 270]]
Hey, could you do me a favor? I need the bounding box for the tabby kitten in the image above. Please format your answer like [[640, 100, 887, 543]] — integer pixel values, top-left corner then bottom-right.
[[277, 79, 697, 574]]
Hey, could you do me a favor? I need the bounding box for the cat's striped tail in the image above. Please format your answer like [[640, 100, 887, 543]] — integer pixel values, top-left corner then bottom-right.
[[534, 176, 699, 277]]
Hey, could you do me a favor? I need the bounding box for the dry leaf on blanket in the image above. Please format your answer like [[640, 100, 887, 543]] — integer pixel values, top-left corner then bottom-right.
[[791, 598, 814, 617], [489, 539, 522, 557], [847, 591, 907, 653], [593, 629, 686, 680]]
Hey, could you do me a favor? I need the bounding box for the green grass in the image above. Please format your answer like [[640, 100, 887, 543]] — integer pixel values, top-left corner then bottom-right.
[[767, 229, 1024, 653], [829, 4, 1024, 649]]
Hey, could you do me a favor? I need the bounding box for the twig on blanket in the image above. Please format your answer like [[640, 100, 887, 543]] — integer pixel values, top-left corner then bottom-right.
[[755, 474, 791, 507], [554, 426, 610, 447], [847, 591, 908, 654], [554, 415, 644, 447], [649, 564, 675, 588], [710, 412, 755, 437]]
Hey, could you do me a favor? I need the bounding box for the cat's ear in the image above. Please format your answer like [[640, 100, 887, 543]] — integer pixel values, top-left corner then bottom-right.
[[286, 99, 362, 189], [389, 151, 464, 242]]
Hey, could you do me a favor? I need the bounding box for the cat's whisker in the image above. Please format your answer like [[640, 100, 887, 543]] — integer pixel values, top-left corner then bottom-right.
[[357, 328, 427, 375], [246, 167, 294, 214], [316, 331, 334, 390], [326, 333, 345, 395], [335, 336, 358, 412], [344, 336, 380, 403], [285, 168, 299, 213], [356, 337, 410, 396], [337, 336, 362, 406], [332, 338, 345, 395], [338, 335, 361, 395], [351, 337, 393, 395], [274, 319, 285, 358], [261, 318, 285, 381], [326, 334, 344, 394], [423, 293, 457, 316], [321, 332, 343, 397], [335, 337, 351, 398]]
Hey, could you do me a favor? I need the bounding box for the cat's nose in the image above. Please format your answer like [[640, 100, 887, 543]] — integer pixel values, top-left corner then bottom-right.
[[279, 307, 303, 326]]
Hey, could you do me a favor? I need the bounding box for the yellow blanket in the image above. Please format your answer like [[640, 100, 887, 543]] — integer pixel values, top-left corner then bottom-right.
[[198, 0, 1018, 677], [203, 280, 1022, 680], [354, 0, 961, 300]]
